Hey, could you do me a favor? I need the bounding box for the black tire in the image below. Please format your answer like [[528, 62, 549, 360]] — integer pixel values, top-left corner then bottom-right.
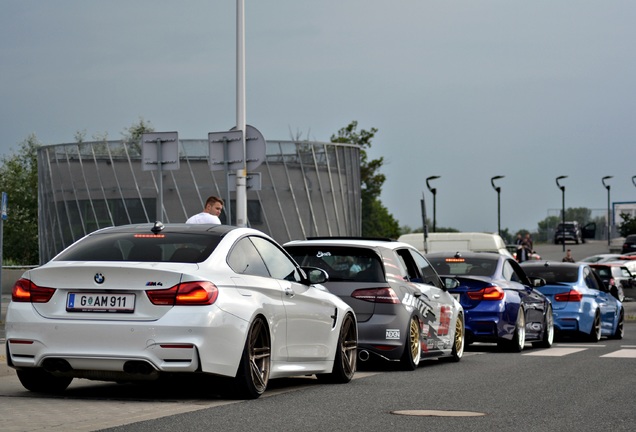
[[587, 310, 602, 342], [441, 313, 464, 362], [499, 308, 526, 352], [232, 316, 271, 399], [316, 312, 357, 383], [609, 308, 624, 340], [16, 368, 72, 393], [533, 305, 554, 349], [400, 316, 421, 370]]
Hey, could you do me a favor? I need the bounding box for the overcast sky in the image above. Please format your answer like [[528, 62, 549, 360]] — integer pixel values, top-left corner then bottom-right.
[[2, 1, 635, 234]]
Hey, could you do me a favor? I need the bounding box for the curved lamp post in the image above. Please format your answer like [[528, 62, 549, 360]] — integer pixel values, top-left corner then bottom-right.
[[491, 175, 505, 236], [426, 176, 440, 232], [556, 176, 567, 252], [632, 175, 636, 188], [602, 176, 613, 246]]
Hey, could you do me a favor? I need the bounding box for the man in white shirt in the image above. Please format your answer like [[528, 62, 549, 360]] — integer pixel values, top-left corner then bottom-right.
[[186, 196, 224, 224]]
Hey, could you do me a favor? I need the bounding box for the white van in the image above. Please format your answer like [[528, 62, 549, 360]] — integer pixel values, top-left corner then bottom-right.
[[398, 232, 513, 257]]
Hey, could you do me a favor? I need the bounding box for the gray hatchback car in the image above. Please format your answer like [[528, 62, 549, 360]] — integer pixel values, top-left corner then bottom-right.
[[284, 238, 465, 370]]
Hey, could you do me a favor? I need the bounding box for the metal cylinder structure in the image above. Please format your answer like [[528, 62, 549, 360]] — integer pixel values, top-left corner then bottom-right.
[[38, 139, 361, 263]]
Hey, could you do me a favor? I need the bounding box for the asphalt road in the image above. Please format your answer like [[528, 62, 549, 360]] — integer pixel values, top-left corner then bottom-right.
[[1, 323, 634, 432]]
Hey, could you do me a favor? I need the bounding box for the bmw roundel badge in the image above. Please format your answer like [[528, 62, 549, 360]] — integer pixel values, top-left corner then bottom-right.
[[94, 273, 105, 284]]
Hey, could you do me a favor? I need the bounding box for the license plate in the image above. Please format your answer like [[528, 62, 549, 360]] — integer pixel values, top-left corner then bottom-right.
[[67, 293, 135, 313]]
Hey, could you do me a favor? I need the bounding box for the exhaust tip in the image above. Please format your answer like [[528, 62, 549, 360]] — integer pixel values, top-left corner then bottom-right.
[[42, 358, 72, 373], [123, 360, 155, 375], [358, 350, 370, 361]]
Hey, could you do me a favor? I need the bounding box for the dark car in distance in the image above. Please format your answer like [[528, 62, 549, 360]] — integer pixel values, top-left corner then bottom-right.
[[622, 234, 636, 254], [554, 221, 596, 245]]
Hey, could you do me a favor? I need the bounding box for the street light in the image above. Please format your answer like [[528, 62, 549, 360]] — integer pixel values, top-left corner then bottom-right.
[[490, 175, 505, 236], [426, 176, 440, 232], [632, 175, 636, 188], [602, 176, 613, 246], [556, 176, 568, 252]]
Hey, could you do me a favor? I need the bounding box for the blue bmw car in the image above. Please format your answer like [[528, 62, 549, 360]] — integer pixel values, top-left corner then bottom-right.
[[426, 252, 554, 352], [520, 261, 624, 341]]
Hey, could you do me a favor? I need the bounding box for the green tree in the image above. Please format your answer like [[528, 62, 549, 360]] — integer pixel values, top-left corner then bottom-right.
[[618, 213, 636, 237], [122, 117, 154, 155], [0, 134, 40, 265], [331, 121, 399, 238]]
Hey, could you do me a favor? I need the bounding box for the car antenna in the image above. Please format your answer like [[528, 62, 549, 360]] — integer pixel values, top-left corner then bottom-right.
[[151, 221, 165, 234]]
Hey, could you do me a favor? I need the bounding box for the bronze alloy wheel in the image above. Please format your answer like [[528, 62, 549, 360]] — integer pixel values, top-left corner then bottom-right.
[[234, 317, 271, 398], [317, 312, 358, 383], [339, 313, 358, 380], [248, 318, 271, 394]]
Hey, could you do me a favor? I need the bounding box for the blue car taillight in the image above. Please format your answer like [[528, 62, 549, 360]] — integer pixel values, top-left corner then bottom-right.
[[466, 286, 504, 301]]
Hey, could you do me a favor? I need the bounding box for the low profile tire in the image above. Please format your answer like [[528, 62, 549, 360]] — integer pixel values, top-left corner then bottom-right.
[[400, 316, 422, 370], [499, 308, 526, 352], [441, 313, 465, 362], [587, 310, 602, 343], [16, 368, 72, 393], [609, 308, 624, 340], [533, 305, 554, 349], [316, 312, 357, 384], [233, 316, 271, 399]]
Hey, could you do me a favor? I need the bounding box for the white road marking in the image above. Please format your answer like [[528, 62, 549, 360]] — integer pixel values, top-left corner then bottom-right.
[[554, 344, 606, 348], [523, 347, 587, 356], [600, 349, 636, 358]]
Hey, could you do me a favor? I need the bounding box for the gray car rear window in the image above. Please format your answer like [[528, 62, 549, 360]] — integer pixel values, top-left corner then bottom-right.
[[286, 245, 384, 282]]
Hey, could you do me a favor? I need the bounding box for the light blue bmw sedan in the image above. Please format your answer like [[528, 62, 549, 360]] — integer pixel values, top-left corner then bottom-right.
[[521, 261, 624, 341]]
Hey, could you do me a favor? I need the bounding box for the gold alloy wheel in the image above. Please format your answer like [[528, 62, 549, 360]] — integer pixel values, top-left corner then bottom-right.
[[408, 318, 421, 362], [454, 315, 464, 355]]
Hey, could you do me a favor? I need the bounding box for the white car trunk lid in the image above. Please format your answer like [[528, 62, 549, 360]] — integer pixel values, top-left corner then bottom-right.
[[25, 262, 197, 321]]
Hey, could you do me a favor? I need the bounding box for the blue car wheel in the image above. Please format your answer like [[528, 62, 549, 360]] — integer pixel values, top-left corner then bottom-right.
[[587, 310, 601, 343], [498, 309, 526, 352], [609, 309, 624, 340]]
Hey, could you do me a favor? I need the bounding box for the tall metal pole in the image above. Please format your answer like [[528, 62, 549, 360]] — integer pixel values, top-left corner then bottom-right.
[[556, 176, 567, 252], [156, 141, 163, 221], [235, 0, 247, 227], [491, 176, 504, 236], [426, 176, 440, 233], [602, 176, 613, 246], [0, 192, 6, 323]]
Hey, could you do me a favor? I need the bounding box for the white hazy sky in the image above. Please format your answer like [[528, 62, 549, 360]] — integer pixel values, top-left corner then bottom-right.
[[2, 1, 635, 234]]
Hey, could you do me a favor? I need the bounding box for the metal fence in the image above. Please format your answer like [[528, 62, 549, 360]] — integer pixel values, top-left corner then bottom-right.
[[38, 139, 361, 263]]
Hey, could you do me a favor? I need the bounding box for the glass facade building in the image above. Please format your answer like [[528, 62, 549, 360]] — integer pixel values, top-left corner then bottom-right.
[[38, 139, 361, 263]]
